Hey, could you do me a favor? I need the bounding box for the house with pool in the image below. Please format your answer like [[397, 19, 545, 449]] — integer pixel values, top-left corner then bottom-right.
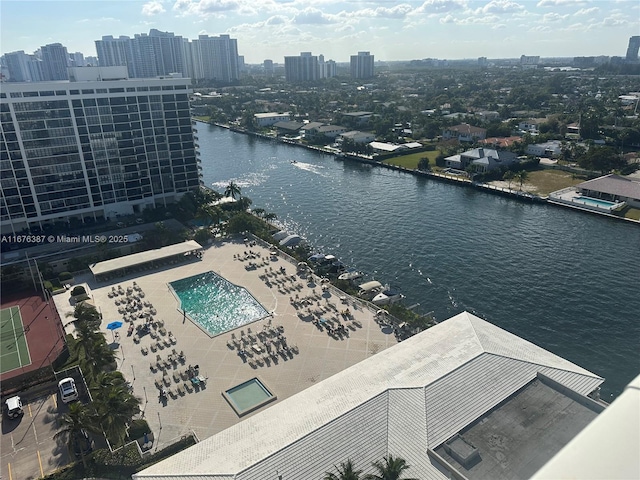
[[548, 174, 640, 214], [133, 311, 617, 480]]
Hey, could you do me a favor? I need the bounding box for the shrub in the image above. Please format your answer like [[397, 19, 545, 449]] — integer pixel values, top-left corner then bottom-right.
[[44, 280, 54, 292], [71, 286, 86, 296], [58, 272, 73, 281], [127, 419, 150, 440]]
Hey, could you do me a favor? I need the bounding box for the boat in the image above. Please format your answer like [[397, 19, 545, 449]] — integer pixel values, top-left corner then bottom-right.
[[372, 286, 405, 306], [357, 280, 383, 298], [338, 269, 364, 281], [279, 234, 302, 247]]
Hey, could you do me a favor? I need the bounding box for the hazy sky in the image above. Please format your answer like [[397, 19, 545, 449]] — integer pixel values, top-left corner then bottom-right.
[[1, 0, 638, 63]]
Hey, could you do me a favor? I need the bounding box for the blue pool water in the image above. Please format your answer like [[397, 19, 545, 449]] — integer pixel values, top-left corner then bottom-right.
[[572, 196, 616, 208], [170, 271, 269, 336]]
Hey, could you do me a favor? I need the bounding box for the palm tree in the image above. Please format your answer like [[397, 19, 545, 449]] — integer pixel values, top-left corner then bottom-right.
[[263, 212, 278, 222], [325, 459, 363, 480], [93, 383, 141, 449], [503, 170, 515, 190], [364, 455, 417, 480], [224, 181, 241, 199], [54, 402, 96, 469], [514, 170, 529, 191]]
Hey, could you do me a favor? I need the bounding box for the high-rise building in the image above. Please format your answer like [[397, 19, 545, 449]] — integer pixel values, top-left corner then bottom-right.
[[263, 59, 274, 76], [41, 43, 69, 80], [196, 34, 240, 83], [325, 59, 337, 78], [284, 52, 319, 82], [0, 66, 201, 233], [69, 52, 86, 67], [350, 51, 374, 79], [626, 36, 640, 62], [3, 51, 33, 82], [96, 30, 188, 79]]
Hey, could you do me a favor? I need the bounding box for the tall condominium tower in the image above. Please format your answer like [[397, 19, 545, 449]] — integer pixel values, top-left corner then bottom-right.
[[350, 51, 374, 79], [284, 52, 319, 82], [193, 34, 240, 83], [3, 51, 44, 82], [41, 43, 69, 81], [0, 67, 201, 233], [626, 36, 640, 62], [263, 59, 274, 76], [96, 30, 187, 79]]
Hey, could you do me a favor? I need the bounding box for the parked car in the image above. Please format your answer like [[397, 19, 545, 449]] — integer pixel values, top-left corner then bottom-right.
[[4, 396, 23, 419], [58, 378, 79, 403]]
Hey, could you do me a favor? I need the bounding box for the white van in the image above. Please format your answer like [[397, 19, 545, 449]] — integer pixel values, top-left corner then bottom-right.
[[4, 396, 23, 419]]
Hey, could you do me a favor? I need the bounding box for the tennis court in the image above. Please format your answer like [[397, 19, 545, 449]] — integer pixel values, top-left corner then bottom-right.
[[0, 306, 32, 374]]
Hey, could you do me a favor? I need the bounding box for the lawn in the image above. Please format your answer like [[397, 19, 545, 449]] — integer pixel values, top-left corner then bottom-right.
[[525, 168, 587, 196], [382, 150, 440, 169]]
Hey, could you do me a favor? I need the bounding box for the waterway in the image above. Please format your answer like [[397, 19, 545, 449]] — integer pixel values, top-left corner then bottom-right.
[[198, 123, 640, 399]]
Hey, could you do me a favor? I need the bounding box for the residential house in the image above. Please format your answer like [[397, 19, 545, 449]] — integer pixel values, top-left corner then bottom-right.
[[526, 140, 563, 157], [369, 141, 407, 154], [442, 123, 487, 142], [445, 147, 518, 173], [254, 112, 291, 127], [340, 111, 374, 126], [575, 174, 640, 208], [273, 121, 305, 136], [338, 130, 376, 145], [519, 118, 545, 134], [480, 136, 522, 149], [305, 124, 348, 140]]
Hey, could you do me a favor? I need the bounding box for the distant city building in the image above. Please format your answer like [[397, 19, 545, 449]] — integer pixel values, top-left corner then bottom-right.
[[263, 59, 274, 76], [350, 51, 374, 79], [96, 31, 240, 83], [478, 56, 488, 67], [40, 43, 69, 80], [626, 36, 640, 62], [193, 34, 240, 83], [284, 52, 319, 82], [2, 50, 44, 82], [520, 55, 540, 69], [69, 52, 86, 67], [0, 67, 200, 233]]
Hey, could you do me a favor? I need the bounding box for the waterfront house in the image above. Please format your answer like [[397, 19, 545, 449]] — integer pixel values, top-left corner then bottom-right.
[[338, 130, 376, 145], [575, 174, 640, 208], [254, 112, 291, 127], [445, 147, 518, 173], [526, 140, 563, 158], [305, 124, 348, 140], [273, 120, 305, 136]]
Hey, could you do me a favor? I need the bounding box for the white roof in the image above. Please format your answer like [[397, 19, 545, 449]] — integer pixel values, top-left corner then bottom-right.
[[134, 312, 603, 480], [89, 240, 203, 276], [532, 374, 640, 480], [369, 141, 403, 152]]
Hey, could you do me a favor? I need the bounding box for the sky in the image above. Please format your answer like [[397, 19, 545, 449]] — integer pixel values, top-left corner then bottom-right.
[[1, 0, 638, 63]]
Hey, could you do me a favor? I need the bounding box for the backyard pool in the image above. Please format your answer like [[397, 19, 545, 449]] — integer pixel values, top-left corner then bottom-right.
[[169, 271, 269, 336], [223, 377, 276, 416], [572, 196, 618, 208]]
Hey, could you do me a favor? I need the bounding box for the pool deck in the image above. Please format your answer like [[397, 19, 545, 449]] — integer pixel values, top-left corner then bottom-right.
[[55, 238, 398, 450]]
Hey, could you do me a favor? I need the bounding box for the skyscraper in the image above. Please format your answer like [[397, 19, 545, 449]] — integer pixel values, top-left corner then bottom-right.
[[350, 51, 374, 79], [284, 52, 319, 82], [3, 51, 35, 82], [0, 67, 201, 233], [195, 34, 240, 83], [40, 43, 69, 80], [263, 59, 274, 76], [626, 36, 640, 62]]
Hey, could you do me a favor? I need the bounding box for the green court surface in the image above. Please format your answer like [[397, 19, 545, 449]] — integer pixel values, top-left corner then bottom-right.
[[0, 306, 31, 374]]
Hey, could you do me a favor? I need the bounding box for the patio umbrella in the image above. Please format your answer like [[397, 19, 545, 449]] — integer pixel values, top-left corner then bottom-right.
[[106, 321, 124, 341]]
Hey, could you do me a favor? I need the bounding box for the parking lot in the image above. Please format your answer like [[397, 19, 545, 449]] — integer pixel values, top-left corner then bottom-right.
[[1, 393, 72, 480]]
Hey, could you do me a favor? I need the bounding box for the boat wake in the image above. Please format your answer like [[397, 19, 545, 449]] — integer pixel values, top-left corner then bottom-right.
[[291, 161, 329, 177], [212, 171, 267, 190]]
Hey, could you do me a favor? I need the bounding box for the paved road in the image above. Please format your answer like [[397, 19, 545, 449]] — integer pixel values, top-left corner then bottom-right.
[[1, 393, 70, 480]]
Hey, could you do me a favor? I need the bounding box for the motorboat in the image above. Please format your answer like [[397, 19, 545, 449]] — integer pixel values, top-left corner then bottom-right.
[[372, 286, 405, 306], [358, 280, 383, 299], [338, 269, 364, 281]]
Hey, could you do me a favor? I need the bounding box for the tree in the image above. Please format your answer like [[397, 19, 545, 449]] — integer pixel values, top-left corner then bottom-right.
[[514, 170, 529, 191], [325, 459, 363, 480], [54, 402, 96, 469], [93, 383, 141, 450], [224, 181, 242, 199], [417, 157, 430, 171], [364, 455, 417, 480], [503, 170, 515, 189]]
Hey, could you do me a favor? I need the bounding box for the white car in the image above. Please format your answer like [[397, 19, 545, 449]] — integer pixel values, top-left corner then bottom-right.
[[4, 396, 23, 419], [58, 377, 79, 403]]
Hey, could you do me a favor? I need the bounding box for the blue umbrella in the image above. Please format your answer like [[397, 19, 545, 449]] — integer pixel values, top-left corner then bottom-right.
[[106, 321, 123, 330]]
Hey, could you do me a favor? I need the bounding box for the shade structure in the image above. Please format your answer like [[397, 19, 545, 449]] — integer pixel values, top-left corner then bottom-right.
[[279, 234, 302, 247], [106, 321, 124, 331]]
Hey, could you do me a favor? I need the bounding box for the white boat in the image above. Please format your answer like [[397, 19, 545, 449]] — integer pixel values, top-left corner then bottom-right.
[[338, 269, 364, 281], [372, 286, 405, 306], [358, 280, 383, 298]]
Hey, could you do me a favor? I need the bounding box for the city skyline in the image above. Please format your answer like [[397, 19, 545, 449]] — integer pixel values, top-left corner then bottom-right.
[[1, 0, 638, 64]]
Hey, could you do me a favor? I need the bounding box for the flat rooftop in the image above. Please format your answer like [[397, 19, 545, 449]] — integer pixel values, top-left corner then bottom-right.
[[435, 377, 601, 480]]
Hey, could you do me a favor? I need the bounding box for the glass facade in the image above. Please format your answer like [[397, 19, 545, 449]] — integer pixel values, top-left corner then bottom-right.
[[0, 78, 200, 230]]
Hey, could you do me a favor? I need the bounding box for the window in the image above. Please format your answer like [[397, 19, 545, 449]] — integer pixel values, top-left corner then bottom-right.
[[109, 88, 125, 93], [82, 89, 95, 94]]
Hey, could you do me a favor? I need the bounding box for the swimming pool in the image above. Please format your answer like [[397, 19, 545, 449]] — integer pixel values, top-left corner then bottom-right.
[[572, 196, 617, 208], [223, 377, 276, 416], [169, 271, 269, 336]]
